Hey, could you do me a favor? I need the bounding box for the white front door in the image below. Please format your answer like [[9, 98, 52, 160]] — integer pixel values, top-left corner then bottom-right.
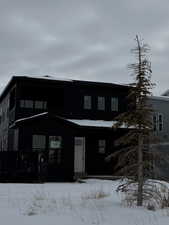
[[74, 137, 85, 176]]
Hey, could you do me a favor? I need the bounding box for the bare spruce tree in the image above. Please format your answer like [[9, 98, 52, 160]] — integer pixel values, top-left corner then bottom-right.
[[111, 35, 154, 206]]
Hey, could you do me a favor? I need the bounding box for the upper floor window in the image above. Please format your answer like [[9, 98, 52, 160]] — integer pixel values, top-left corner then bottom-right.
[[20, 100, 33, 108], [84, 96, 92, 110], [98, 139, 106, 154], [111, 97, 118, 111], [32, 134, 46, 150], [20, 100, 47, 110], [98, 97, 105, 111], [35, 101, 47, 110]]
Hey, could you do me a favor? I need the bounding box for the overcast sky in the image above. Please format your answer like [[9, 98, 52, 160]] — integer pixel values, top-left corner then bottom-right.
[[0, 0, 169, 95]]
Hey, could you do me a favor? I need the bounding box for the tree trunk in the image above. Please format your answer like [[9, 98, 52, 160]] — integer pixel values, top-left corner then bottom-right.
[[137, 134, 144, 206]]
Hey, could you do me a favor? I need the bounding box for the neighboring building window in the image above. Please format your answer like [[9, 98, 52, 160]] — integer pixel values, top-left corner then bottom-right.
[[84, 96, 92, 109], [20, 100, 33, 108], [98, 139, 106, 154], [98, 97, 105, 111], [49, 136, 62, 149], [153, 113, 163, 132], [153, 114, 157, 131], [35, 101, 47, 110], [111, 97, 118, 111], [32, 135, 46, 150], [158, 114, 163, 131]]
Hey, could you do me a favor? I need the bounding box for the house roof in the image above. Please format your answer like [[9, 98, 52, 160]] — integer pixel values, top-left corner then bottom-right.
[[0, 75, 130, 103]]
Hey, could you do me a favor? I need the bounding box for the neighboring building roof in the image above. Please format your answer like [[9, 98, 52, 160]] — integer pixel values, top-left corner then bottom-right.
[[161, 89, 169, 96], [149, 95, 169, 102]]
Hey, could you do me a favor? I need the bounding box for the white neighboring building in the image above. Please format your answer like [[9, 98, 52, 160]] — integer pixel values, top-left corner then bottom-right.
[[148, 95, 169, 180]]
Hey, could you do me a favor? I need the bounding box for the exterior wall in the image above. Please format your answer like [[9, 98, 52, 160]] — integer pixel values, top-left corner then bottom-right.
[[14, 78, 129, 121], [14, 117, 75, 181], [149, 96, 169, 142], [64, 83, 129, 120], [0, 76, 130, 181], [0, 93, 10, 151]]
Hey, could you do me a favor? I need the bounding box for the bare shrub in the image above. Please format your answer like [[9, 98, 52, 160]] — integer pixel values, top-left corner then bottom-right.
[[119, 179, 169, 210]]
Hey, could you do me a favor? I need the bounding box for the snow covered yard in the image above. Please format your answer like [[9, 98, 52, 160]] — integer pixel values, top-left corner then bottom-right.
[[0, 179, 169, 225]]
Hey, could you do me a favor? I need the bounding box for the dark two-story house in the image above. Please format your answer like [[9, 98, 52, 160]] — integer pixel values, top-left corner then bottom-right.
[[0, 75, 130, 181]]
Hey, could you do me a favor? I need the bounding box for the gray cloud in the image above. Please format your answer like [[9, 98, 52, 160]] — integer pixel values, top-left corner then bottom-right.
[[0, 0, 169, 95]]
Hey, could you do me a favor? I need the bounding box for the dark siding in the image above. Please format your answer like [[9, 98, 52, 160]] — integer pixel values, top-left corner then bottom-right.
[[16, 116, 75, 181]]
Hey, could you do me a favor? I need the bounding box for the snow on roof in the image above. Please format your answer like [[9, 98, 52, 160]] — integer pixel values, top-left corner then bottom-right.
[[14, 112, 48, 123], [67, 119, 116, 128], [67, 119, 129, 128], [10, 113, 130, 129], [19, 75, 130, 87], [23, 75, 73, 82]]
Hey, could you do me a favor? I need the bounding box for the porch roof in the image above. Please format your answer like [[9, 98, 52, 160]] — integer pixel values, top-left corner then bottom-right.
[[67, 119, 117, 128], [10, 112, 129, 129]]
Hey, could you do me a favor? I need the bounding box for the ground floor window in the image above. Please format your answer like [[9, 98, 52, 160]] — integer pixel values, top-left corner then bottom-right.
[[49, 136, 62, 165], [32, 135, 46, 150], [98, 139, 106, 154], [49, 136, 62, 149]]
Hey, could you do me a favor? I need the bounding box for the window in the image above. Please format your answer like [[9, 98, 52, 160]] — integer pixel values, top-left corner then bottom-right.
[[20, 100, 33, 108], [153, 114, 157, 131], [98, 97, 105, 111], [49, 136, 62, 164], [32, 135, 46, 150], [49, 136, 62, 149], [98, 139, 106, 154], [111, 97, 118, 111], [35, 101, 47, 110], [84, 96, 92, 109], [158, 114, 163, 131], [153, 113, 163, 132]]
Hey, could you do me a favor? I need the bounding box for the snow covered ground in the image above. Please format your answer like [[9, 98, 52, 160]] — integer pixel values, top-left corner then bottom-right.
[[0, 179, 169, 225]]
